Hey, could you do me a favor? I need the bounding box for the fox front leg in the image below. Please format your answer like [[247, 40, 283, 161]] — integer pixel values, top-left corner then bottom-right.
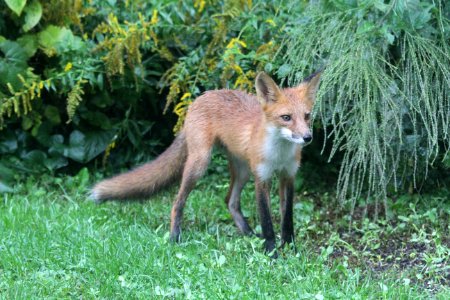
[[255, 179, 277, 257], [279, 175, 295, 248]]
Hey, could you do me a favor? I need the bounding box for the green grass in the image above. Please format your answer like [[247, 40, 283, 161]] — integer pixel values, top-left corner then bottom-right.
[[0, 169, 449, 299]]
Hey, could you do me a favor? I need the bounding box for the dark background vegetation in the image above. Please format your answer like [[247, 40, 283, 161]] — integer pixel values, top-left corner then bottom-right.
[[0, 0, 449, 210], [1, 1, 449, 296]]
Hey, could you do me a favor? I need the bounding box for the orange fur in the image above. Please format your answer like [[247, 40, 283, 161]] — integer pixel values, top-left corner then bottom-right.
[[91, 71, 321, 252]]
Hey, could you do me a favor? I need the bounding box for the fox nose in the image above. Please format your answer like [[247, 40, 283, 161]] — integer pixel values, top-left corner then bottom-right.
[[303, 135, 312, 143]]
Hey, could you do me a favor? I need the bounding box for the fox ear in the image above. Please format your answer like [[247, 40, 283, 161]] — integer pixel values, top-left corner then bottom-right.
[[255, 72, 281, 104], [301, 71, 322, 100]]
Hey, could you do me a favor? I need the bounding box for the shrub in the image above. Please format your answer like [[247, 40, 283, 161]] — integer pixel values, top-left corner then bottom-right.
[[1, 0, 448, 214], [0, 0, 296, 187], [280, 0, 449, 211]]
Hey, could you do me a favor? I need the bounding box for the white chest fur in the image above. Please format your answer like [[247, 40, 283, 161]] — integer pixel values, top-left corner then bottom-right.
[[256, 126, 299, 181]]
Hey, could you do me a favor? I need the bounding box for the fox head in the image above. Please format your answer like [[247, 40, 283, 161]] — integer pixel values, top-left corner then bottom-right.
[[255, 71, 321, 145]]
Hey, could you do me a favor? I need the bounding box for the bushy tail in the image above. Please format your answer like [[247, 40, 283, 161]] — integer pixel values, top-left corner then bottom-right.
[[91, 132, 187, 202]]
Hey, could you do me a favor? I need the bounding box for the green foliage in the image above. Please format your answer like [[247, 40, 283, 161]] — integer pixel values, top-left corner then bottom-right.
[[5, 0, 27, 16], [0, 0, 448, 209], [0, 0, 293, 182], [280, 0, 449, 207], [22, 0, 42, 32], [0, 173, 448, 297]]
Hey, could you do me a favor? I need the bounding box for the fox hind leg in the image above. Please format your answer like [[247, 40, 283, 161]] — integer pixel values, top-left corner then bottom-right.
[[225, 155, 253, 235], [170, 147, 211, 242]]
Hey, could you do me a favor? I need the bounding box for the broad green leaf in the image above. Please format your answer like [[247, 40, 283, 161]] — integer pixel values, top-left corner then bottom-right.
[[0, 131, 18, 153], [34, 122, 55, 146], [21, 116, 34, 130], [23, 150, 47, 164], [17, 34, 38, 58], [0, 41, 28, 66], [0, 40, 29, 88], [81, 130, 115, 163], [0, 163, 15, 183], [23, 0, 42, 32], [38, 25, 71, 54], [38, 25, 84, 55], [31, 121, 42, 137], [43, 156, 68, 170], [62, 130, 113, 163], [277, 64, 292, 77], [127, 121, 142, 147], [50, 134, 64, 145], [82, 111, 111, 129], [44, 105, 61, 124], [64, 130, 86, 162], [5, 0, 27, 16], [48, 135, 65, 156]]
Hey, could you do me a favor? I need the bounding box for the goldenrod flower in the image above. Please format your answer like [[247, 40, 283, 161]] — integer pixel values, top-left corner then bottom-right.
[[150, 10, 158, 25], [64, 62, 73, 72], [226, 38, 247, 49]]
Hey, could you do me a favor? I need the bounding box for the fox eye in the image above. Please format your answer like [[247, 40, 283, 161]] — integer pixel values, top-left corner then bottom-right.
[[281, 115, 291, 121], [305, 113, 311, 121]]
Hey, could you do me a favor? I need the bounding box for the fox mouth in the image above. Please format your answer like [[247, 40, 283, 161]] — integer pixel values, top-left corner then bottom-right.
[[283, 135, 306, 145], [280, 128, 312, 145]]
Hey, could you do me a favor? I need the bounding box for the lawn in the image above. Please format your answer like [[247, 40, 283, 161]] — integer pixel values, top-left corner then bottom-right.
[[1, 169, 449, 299]]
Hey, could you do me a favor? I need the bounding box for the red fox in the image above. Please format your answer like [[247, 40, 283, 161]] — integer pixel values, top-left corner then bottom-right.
[[92, 71, 321, 254]]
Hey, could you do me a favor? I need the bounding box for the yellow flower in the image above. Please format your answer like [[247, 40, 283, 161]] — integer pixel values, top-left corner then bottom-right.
[[64, 62, 73, 72], [194, 0, 206, 13], [174, 100, 192, 116], [150, 10, 158, 25], [265, 19, 276, 27], [231, 64, 244, 74], [226, 38, 247, 49], [180, 92, 192, 100]]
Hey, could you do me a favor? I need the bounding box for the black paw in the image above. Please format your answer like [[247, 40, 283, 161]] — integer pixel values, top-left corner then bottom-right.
[[280, 240, 297, 253], [264, 240, 278, 258], [169, 229, 181, 243]]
